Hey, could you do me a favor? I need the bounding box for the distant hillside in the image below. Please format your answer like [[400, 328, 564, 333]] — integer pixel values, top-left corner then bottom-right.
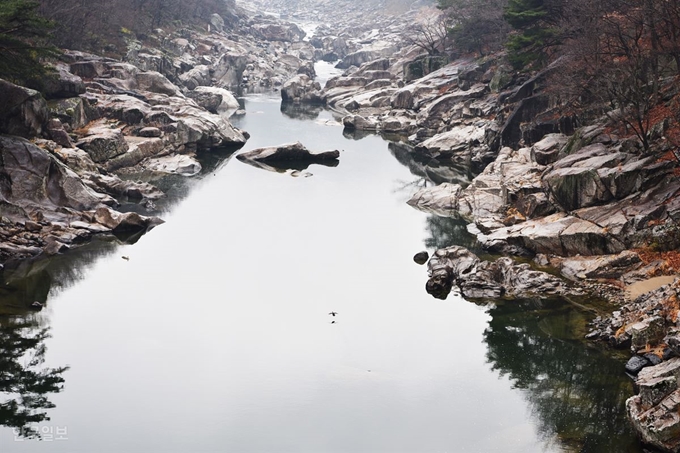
[[240, 0, 434, 20], [36, 0, 240, 56]]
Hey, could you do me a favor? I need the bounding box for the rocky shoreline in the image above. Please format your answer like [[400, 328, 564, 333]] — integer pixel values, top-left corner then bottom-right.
[[2, 0, 680, 449], [275, 1, 680, 450]]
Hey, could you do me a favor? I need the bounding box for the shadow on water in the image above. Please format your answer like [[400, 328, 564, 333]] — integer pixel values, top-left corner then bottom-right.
[[483, 298, 642, 452]]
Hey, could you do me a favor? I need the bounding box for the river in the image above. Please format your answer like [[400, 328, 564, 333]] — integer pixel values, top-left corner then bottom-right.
[[0, 82, 643, 451]]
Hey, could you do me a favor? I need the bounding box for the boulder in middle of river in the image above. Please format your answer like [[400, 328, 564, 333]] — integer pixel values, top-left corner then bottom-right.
[[236, 142, 339, 171]]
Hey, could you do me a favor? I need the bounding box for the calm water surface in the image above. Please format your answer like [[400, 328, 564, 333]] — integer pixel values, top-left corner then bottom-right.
[[0, 95, 641, 452]]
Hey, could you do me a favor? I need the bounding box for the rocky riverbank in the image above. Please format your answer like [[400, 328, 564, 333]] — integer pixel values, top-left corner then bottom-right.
[[3, 0, 680, 448], [0, 0, 439, 271], [0, 1, 348, 269], [261, 0, 680, 449]]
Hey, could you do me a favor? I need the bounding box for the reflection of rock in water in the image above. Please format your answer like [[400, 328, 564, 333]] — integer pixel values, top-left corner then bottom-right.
[[386, 141, 479, 252], [388, 142, 472, 187], [236, 142, 340, 173], [424, 215, 478, 251], [342, 128, 374, 141], [116, 146, 241, 216], [483, 298, 641, 452], [238, 156, 338, 173], [0, 318, 68, 438], [280, 101, 323, 120], [0, 239, 120, 313]]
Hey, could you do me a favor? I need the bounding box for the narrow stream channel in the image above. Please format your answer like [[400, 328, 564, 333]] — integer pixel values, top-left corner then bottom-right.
[[0, 91, 643, 451]]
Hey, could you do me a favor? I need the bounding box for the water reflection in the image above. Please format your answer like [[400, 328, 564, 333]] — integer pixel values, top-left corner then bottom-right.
[[389, 142, 472, 187], [237, 155, 339, 173], [424, 215, 479, 251], [280, 101, 323, 120], [342, 128, 374, 141], [384, 130, 643, 452], [0, 136, 242, 443], [0, 239, 120, 313], [0, 318, 67, 439], [118, 146, 241, 215], [483, 298, 641, 452]]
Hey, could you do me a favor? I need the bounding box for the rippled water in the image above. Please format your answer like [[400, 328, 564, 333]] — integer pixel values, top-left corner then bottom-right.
[[0, 95, 642, 452]]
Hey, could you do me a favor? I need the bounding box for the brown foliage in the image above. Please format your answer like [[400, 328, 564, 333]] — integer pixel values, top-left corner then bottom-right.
[[634, 247, 680, 271]]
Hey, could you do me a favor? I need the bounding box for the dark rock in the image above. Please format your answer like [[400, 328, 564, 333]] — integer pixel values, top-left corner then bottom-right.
[[0, 78, 48, 138], [663, 348, 676, 361], [69, 60, 106, 79], [413, 251, 429, 265], [403, 55, 449, 82], [667, 334, 680, 357], [645, 353, 664, 367], [41, 65, 86, 99], [237, 142, 339, 165], [626, 355, 652, 375]]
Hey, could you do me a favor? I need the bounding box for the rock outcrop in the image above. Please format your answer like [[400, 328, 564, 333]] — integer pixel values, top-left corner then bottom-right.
[[425, 245, 576, 300], [237, 141, 339, 171], [0, 79, 48, 138]]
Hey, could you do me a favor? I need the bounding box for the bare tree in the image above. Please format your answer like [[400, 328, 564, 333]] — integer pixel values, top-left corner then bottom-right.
[[548, 0, 679, 150], [406, 13, 452, 56], [440, 0, 509, 56]]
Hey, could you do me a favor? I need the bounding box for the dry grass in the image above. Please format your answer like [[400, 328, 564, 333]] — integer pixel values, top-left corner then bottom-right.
[[634, 248, 680, 270]]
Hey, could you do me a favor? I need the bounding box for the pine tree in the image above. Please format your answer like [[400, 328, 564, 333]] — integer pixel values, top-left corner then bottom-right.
[[0, 0, 58, 84], [504, 0, 560, 69]]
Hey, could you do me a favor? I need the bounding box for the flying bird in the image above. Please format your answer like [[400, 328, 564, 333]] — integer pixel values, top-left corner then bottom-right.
[[328, 312, 338, 316]]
